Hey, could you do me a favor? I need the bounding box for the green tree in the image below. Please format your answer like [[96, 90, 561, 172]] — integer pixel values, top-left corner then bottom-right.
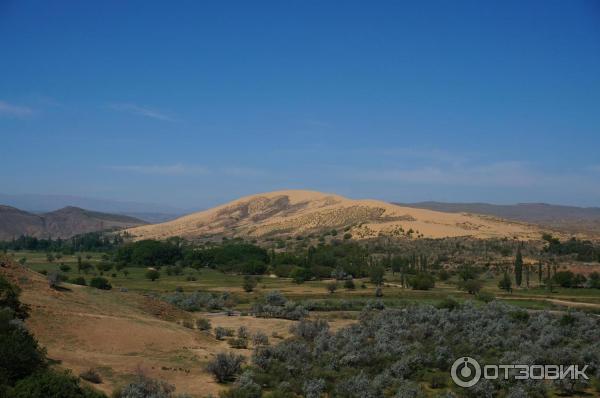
[[89, 277, 111, 290], [369, 265, 385, 286], [499, 271, 512, 292], [408, 273, 435, 290], [514, 247, 523, 287], [459, 278, 483, 295], [242, 275, 257, 292], [326, 281, 338, 294], [11, 370, 105, 398], [145, 269, 160, 281]]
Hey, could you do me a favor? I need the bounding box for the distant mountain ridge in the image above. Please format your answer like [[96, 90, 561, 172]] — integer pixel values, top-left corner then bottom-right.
[[0, 192, 184, 221], [396, 201, 600, 236], [0, 205, 146, 240]]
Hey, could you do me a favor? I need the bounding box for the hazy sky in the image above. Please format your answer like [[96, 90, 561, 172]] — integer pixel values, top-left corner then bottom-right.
[[1, 1, 599, 209]]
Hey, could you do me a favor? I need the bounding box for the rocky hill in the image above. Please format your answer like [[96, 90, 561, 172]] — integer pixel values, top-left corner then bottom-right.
[[0, 205, 146, 240]]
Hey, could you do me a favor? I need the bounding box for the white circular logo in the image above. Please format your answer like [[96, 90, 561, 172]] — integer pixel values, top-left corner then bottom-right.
[[451, 357, 482, 388]]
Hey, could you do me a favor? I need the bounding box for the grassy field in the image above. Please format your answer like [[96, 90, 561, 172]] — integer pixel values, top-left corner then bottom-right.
[[8, 250, 600, 314]]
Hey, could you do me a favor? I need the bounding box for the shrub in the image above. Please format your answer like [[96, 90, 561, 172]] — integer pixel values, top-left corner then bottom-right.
[[145, 269, 160, 281], [243, 276, 258, 292], [11, 370, 105, 398], [79, 368, 102, 384], [253, 291, 307, 320], [326, 281, 338, 294], [252, 332, 269, 347], [89, 277, 112, 290], [436, 296, 460, 311], [303, 378, 326, 398], [290, 319, 329, 341], [458, 278, 483, 295], [408, 273, 435, 290], [228, 338, 248, 349], [196, 318, 212, 331], [237, 326, 249, 339], [59, 264, 71, 273], [437, 269, 450, 281], [163, 291, 231, 312], [476, 291, 495, 303], [206, 352, 245, 383], [70, 276, 87, 286], [215, 327, 235, 340], [113, 373, 178, 398], [343, 278, 356, 290], [47, 272, 65, 289]]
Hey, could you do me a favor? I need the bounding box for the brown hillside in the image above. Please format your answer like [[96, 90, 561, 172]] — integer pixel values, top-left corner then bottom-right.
[[0, 205, 146, 240], [127, 190, 544, 241]]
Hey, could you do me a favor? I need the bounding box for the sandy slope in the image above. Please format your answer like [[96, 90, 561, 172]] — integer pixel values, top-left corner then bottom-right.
[[127, 190, 543, 241]]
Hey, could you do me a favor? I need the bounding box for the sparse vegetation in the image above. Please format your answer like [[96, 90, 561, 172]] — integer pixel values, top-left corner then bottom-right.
[[206, 352, 245, 383]]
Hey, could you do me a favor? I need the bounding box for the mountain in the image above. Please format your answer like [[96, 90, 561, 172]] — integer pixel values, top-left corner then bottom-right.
[[0, 193, 184, 219], [397, 202, 600, 236], [127, 190, 543, 241], [0, 205, 46, 239], [0, 205, 146, 240]]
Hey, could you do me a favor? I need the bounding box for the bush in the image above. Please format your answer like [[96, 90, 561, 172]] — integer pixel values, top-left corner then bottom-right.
[[237, 326, 249, 339], [206, 352, 245, 383], [196, 318, 212, 331], [215, 327, 235, 340], [47, 272, 65, 289], [11, 370, 105, 398], [145, 269, 160, 281], [253, 291, 307, 320], [326, 281, 338, 294], [408, 273, 435, 290], [59, 264, 71, 273], [70, 276, 87, 286], [89, 277, 112, 290], [252, 332, 269, 347], [228, 338, 248, 349], [79, 369, 102, 384], [163, 291, 232, 312], [343, 278, 355, 290], [436, 296, 460, 311], [290, 319, 329, 341], [113, 373, 178, 398], [437, 269, 450, 281], [458, 278, 483, 295], [476, 291, 495, 303], [243, 276, 258, 293]]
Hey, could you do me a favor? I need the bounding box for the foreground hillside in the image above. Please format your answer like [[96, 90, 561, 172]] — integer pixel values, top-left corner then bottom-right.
[[127, 190, 542, 241], [0, 256, 228, 396], [0, 205, 145, 240]]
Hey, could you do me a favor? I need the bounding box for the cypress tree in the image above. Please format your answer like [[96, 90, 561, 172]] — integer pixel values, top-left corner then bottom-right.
[[514, 247, 523, 287]]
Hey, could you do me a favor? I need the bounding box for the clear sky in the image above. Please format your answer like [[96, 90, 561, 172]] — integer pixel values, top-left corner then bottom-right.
[[1, 0, 599, 209]]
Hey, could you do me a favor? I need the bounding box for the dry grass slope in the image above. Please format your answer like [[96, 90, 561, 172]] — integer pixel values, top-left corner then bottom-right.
[[127, 190, 543, 241]]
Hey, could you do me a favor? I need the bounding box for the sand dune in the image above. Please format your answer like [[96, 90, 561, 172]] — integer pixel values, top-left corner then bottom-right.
[[127, 190, 543, 241]]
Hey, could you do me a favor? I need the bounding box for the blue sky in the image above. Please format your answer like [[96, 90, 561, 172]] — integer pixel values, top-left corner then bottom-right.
[[1, 0, 599, 209]]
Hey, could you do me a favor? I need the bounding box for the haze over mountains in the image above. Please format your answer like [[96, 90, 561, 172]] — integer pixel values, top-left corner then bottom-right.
[[127, 190, 542, 241], [0, 205, 145, 240]]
